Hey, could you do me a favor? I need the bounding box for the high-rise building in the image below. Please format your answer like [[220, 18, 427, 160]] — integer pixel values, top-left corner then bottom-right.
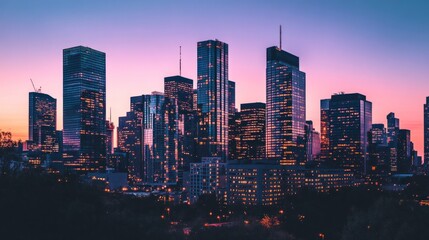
[[164, 76, 196, 184], [305, 121, 321, 162], [387, 112, 400, 173], [368, 124, 390, 180], [63, 46, 106, 172], [266, 46, 306, 165], [424, 97, 429, 163], [326, 93, 372, 176], [164, 76, 194, 114], [320, 99, 331, 161], [117, 97, 143, 182], [397, 129, 411, 173], [28, 92, 57, 153], [106, 120, 114, 155], [197, 40, 229, 161], [118, 92, 179, 184], [142, 92, 178, 184], [237, 102, 266, 160], [370, 124, 387, 146], [387, 113, 400, 145]]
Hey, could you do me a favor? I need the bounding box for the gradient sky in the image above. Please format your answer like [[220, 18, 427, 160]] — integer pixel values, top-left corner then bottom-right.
[[1, 0, 428, 154]]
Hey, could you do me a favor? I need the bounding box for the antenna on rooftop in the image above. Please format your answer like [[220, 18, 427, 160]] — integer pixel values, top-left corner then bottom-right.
[[279, 25, 282, 50], [179, 46, 182, 76]]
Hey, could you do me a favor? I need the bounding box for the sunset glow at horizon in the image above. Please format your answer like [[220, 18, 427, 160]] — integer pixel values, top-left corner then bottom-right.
[[1, 0, 428, 155]]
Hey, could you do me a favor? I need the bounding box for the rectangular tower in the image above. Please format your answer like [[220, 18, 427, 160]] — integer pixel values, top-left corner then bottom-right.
[[197, 40, 229, 161], [29, 92, 57, 153], [63, 46, 106, 172], [266, 46, 306, 165]]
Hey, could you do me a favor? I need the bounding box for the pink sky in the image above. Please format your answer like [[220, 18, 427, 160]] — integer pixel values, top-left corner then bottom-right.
[[0, 0, 428, 155]]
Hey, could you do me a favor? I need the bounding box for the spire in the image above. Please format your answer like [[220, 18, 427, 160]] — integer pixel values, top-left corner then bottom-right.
[[179, 46, 182, 76], [279, 25, 282, 50]]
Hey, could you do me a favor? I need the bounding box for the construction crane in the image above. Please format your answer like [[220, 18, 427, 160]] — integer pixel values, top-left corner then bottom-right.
[[30, 78, 42, 93]]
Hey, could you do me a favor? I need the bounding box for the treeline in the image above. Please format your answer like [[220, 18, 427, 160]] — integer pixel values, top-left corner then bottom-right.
[[1, 168, 429, 239]]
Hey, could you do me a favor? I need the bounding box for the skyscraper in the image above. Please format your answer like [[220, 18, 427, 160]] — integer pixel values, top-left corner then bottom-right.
[[305, 121, 321, 162], [237, 102, 266, 160], [320, 99, 331, 161], [106, 120, 114, 155], [387, 112, 400, 173], [63, 46, 106, 172], [164, 76, 194, 114], [367, 124, 389, 179], [28, 92, 57, 153], [164, 76, 195, 185], [326, 93, 372, 176], [141, 92, 178, 184], [197, 40, 229, 161], [424, 97, 429, 163], [397, 129, 411, 173], [266, 46, 306, 165], [117, 96, 144, 182]]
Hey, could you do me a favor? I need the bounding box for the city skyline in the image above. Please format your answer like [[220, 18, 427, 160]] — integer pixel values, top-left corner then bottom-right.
[[1, 0, 429, 155]]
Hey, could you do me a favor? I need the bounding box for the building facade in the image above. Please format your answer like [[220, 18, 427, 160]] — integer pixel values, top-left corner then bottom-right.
[[28, 92, 57, 153], [266, 46, 306, 165], [325, 93, 372, 176], [63, 46, 106, 172], [197, 40, 229, 161]]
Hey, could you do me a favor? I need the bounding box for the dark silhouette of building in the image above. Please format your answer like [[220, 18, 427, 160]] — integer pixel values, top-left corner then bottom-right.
[[397, 129, 411, 173], [424, 97, 429, 163], [324, 93, 372, 177]]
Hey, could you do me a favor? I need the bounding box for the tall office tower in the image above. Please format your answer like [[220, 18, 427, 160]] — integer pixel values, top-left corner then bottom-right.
[[118, 93, 179, 184], [387, 112, 400, 145], [386, 112, 400, 173], [117, 96, 144, 182], [197, 40, 229, 161], [63, 46, 106, 172], [367, 124, 389, 179], [327, 93, 372, 176], [106, 121, 114, 155], [28, 92, 57, 153], [305, 121, 321, 162], [266, 46, 306, 165], [141, 92, 178, 184], [164, 76, 195, 185], [237, 103, 266, 160], [397, 129, 411, 173], [320, 99, 331, 161], [424, 97, 429, 163]]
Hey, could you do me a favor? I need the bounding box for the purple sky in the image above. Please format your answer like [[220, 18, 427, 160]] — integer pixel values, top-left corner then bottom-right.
[[1, 0, 428, 154]]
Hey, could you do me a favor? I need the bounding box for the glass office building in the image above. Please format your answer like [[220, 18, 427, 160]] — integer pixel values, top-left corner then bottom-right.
[[63, 46, 106, 172], [197, 40, 229, 161], [28, 92, 57, 153], [326, 93, 372, 176], [266, 46, 306, 165]]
